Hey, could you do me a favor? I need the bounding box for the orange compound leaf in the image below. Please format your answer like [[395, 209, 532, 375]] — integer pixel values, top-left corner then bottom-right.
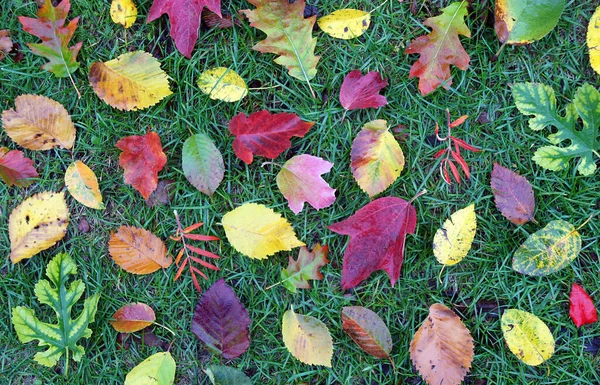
[[109, 303, 156, 333], [108, 225, 172, 274], [183, 222, 204, 233]]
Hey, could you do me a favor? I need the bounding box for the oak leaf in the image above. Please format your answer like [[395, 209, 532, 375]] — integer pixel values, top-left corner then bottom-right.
[[281, 244, 329, 293], [0, 147, 38, 187], [109, 303, 156, 333], [501, 309, 554, 366], [65, 160, 104, 210], [108, 225, 172, 274], [491, 163, 535, 225], [282, 307, 333, 367], [341, 306, 392, 359], [339, 70, 388, 110], [433, 204, 476, 266], [569, 283, 598, 328]]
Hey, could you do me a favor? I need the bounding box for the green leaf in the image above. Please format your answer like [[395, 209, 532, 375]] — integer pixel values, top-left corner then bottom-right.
[[11, 253, 100, 371], [182, 133, 224, 197], [125, 352, 176, 385], [495, 0, 564, 44], [512, 220, 581, 276], [511, 82, 600, 175], [204, 365, 253, 385]]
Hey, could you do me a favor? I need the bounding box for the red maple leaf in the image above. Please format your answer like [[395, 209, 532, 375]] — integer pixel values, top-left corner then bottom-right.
[[569, 283, 598, 328], [0, 147, 38, 187], [228, 110, 314, 164], [328, 197, 417, 290], [339, 70, 388, 110], [147, 0, 222, 58], [116, 131, 167, 200]]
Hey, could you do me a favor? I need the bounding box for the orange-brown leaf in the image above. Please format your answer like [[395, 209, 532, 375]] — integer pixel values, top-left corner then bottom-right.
[[108, 225, 171, 274], [109, 303, 156, 333]]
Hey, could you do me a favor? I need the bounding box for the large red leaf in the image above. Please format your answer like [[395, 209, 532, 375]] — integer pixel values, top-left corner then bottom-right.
[[328, 197, 417, 290], [491, 162, 535, 225], [192, 279, 251, 359], [116, 131, 167, 200], [228, 110, 314, 164], [109, 303, 156, 333], [339, 70, 388, 110], [0, 147, 38, 187], [147, 0, 221, 58], [570, 283, 598, 328], [341, 306, 392, 359]]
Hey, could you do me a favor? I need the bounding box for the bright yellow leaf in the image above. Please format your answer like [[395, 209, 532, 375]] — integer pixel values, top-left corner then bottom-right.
[[222, 203, 304, 260], [501, 309, 554, 366], [110, 0, 137, 28], [88, 51, 172, 111], [9, 191, 69, 263], [197, 67, 248, 102], [587, 6, 600, 74], [65, 160, 104, 210], [318, 9, 370, 40], [282, 307, 333, 367], [433, 204, 476, 266]]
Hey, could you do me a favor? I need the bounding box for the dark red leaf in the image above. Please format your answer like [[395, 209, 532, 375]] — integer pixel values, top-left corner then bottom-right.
[[339, 70, 388, 111], [490, 163, 535, 225], [570, 283, 598, 328], [0, 147, 38, 187]]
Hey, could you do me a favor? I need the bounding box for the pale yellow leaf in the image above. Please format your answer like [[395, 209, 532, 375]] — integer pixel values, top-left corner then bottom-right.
[[110, 0, 137, 28], [65, 160, 104, 210], [501, 309, 554, 366], [318, 9, 370, 40], [433, 204, 476, 266], [587, 6, 600, 74], [282, 308, 333, 367], [125, 352, 176, 385], [197, 67, 248, 102]]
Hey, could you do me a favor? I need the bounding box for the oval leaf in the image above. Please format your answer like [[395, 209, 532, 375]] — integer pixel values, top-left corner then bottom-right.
[[197, 67, 248, 102], [433, 204, 476, 266], [588, 6, 600, 75], [491, 163, 535, 225], [109, 303, 155, 333], [495, 0, 564, 44], [501, 309, 554, 366], [204, 365, 252, 385], [569, 283, 598, 328], [108, 225, 171, 274], [65, 160, 104, 209], [124, 352, 176, 385], [341, 306, 392, 359], [182, 133, 224, 197], [282, 308, 333, 367], [0, 147, 38, 187], [110, 0, 137, 28], [318, 9, 370, 40]]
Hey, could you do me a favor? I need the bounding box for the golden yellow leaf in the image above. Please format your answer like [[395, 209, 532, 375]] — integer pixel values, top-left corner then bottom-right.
[[197, 67, 248, 102], [9, 191, 69, 263], [501, 309, 554, 366], [587, 6, 600, 75], [433, 204, 476, 266], [318, 9, 370, 40], [1, 94, 75, 150], [282, 307, 333, 367], [65, 160, 104, 210], [110, 0, 137, 28], [108, 225, 171, 274], [222, 203, 304, 260], [88, 51, 172, 111]]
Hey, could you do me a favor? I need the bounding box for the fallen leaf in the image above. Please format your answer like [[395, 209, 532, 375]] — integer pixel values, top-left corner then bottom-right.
[[204, 365, 252, 385], [405, 1, 470, 95], [351, 120, 404, 197], [192, 279, 251, 359], [339, 70, 388, 111], [108, 225, 171, 274], [124, 352, 176, 385], [276, 154, 336, 214], [2, 94, 75, 150], [0, 30, 13, 60], [146, 179, 174, 207], [501, 309, 554, 366], [197, 67, 248, 102], [78, 218, 91, 233], [89, 51, 172, 111], [341, 306, 392, 359], [282, 307, 333, 367], [222, 203, 304, 259], [410, 303, 474, 385], [281, 244, 329, 293], [228, 110, 314, 164], [116, 130, 167, 200], [318, 9, 370, 40], [491, 163, 535, 225], [9, 191, 69, 263], [588, 6, 600, 75], [109, 303, 156, 333], [569, 283, 598, 328], [495, 0, 564, 44], [182, 133, 224, 197], [18, 0, 82, 77], [65, 160, 104, 210], [0, 147, 38, 187], [110, 0, 138, 28], [433, 204, 476, 266]]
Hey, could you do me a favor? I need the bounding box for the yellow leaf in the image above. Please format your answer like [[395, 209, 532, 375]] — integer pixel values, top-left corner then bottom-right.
[[1, 94, 75, 150], [501, 309, 554, 366], [65, 160, 104, 210], [88, 51, 172, 111], [282, 308, 333, 367], [197, 67, 248, 102], [222, 203, 304, 260], [110, 0, 137, 28], [125, 352, 176, 385], [587, 6, 600, 75], [433, 204, 476, 266], [318, 9, 370, 40], [9, 191, 69, 263]]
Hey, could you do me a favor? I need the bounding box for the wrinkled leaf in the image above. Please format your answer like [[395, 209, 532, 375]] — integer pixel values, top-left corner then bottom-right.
[[124, 352, 176, 385], [341, 306, 392, 359], [205, 366, 252, 385], [433, 204, 476, 266], [109, 303, 156, 333], [282, 307, 333, 367], [182, 133, 224, 197], [495, 0, 564, 44], [491, 163, 535, 225], [0, 147, 38, 187], [198, 67, 248, 102], [318, 9, 370, 40], [339, 70, 388, 111], [110, 0, 138, 28], [108, 225, 171, 274], [501, 309, 554, 366], [588, 6, 600, 75], [569, 283, 598, 328], [65, 160, 104, 210], [281, 244, 329, 293]]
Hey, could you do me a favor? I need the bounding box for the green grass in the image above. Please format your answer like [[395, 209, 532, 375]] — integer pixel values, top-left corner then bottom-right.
[[1, 0, 600, 384]]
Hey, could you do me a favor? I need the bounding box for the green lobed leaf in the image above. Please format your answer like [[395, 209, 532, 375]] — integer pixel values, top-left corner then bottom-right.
[[204, 365, 253, 385], [182, 133, 224, 197]]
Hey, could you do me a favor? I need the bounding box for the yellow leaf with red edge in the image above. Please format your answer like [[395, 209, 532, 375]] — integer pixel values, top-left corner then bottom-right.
[[282, 307, 333, 367], [65, 160, 104, 210], [110, 0, 137, 28], [108, 225, 171, 274]]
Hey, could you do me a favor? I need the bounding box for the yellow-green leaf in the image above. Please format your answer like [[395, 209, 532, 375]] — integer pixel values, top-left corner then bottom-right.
[[433, 204, 476, 266], [88, 51, 172, 111], [501, 309, 554, 366], [495, 0, 564, 44], [110, 0, 137, 28], [318, 9, 370, 40], [587, 6, 600, 75], [282, 308, 333, 367], [65, 160, 104, 210], [9, 191, 69, 263], [197, 67, 248, 102], [125, 352, 176, 385], [222, 203, 304, 260], [512, 220, 581, 276]]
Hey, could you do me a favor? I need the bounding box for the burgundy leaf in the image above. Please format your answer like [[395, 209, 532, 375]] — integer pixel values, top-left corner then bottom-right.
[[339, 70, 388, 110], [491, 163, 535, 225], [570, 283, 598, 328]]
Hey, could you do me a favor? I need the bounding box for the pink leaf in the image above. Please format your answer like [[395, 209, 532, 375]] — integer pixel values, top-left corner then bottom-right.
[[569, 283, 598, 328], [339, 70, 388, 110]]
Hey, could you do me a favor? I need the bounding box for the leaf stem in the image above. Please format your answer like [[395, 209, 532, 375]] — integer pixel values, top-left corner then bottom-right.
[[408, 189, 427, 204], [153, 322, 176, 336]]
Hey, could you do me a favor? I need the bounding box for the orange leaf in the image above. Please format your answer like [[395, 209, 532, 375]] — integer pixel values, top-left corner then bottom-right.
[[109, 303, 156, 333], [108, 225, 171, 274]]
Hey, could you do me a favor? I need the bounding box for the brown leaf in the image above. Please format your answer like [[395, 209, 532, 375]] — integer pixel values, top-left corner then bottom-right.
[[146, 179, 174, 207], [108, 225, 172, 274], [77, 218, 90, 233], [490, 162, 535, 225]]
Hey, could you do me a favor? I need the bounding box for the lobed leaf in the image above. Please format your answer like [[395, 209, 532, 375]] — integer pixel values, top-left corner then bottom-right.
[[281, 244, 329, 293]]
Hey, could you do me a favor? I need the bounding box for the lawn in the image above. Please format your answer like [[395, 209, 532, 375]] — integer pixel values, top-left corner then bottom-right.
[[1, 0, 600, 384]]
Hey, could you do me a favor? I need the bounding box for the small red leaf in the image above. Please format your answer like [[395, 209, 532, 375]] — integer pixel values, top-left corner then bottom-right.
[[339, 70, 388, 111], [0, 147, 38, 187], [342, 306, 392, 359], [109, 303, 156, 333], [449, 115, 468, 128], [447, 159, 461, 184], [570, 283, 598, 328]]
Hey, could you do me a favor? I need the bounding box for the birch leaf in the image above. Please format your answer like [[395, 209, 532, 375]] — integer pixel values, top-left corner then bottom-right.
[[318, 9, 370, 40], [501, 309, 554, 366], [197, 67, 248, 102]]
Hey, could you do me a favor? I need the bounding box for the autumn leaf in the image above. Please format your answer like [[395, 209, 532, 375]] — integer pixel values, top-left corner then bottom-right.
[[108, 225, 172, 274], [588, 6, 600, 75], [501, 309, 554, 366], [192, 279, 251, 359], [0, 147, 38, 187], [222, 203, 304, 260], [495, 0, 564, 45], [0, 30, 13, 60], [329, 197, 417, 290], [339, 70, 388, 111], [410, 303, 474, 385], [318, 9, 370, 40], [282, 307, 333, 367], [197, 67, 248, 102], [65, 160, 104, 210], [18, 0, 82, 78], [204, 365, 252, 385], [2, 94, 75, 150], [276, 154, 336, 214], [433, 204, 476, 266], [9, 191, 69, 263], [109, 303, 156, 333], [110, 0, 138, 28], [182, 133, 224, 197], [405, 1, 470, 95], [116, 130, 167, 200], [89, 51, 172, 111], [228, 110, 314, 164], [147, 0, 222, 58], [125, 352, 176, 385], [341, 306, 392, 359], [491, 163, 535, 225], [281, 244, 329, 293], [569, 283, 598, 328]]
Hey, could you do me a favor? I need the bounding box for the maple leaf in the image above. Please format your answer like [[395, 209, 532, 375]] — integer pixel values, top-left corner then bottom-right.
[[339, 70, 388, 110], [328, 197, 417, 290], [147, 0, 222, 58], [569, 283, 598, 328], [18, 0, 82, 78], [281, 244, 329, 293], [0, 147, 38, 187], [228, 110, 314, 164], [405, 1, 471, 95], [116, 131, 167, 200]]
